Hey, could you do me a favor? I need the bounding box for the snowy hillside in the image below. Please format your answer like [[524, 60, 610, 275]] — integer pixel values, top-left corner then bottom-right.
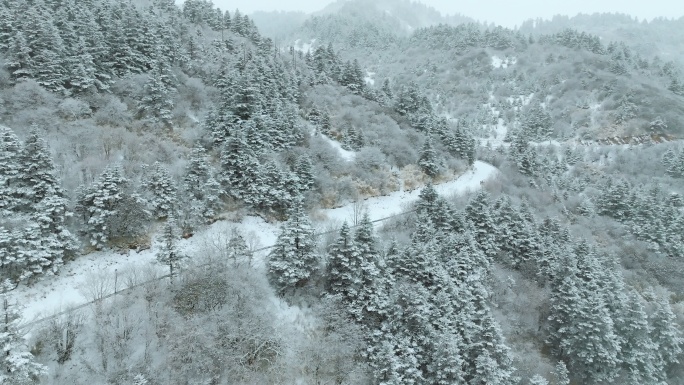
[[15, 162, 498, 328]]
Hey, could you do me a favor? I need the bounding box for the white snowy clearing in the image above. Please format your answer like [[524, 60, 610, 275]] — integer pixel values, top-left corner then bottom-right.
[[491, 56, 517, 69], [321, 134, 356, 161], [293, 38, 316, 54], [309, 126, 356, 161], [364, 71, 376, 86], [13, 161, 497, 331]]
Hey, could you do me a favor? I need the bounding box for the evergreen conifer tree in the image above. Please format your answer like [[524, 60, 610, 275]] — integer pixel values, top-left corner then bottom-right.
[[144, 162, 177, 220], [353, 213, 384, 322], [267, 201, 318, 295], [552, 361, 570, 385], [220, 130, 261, 202], [466, 190, 498, 259], [418, 134, 440, 178], [326, 222, 358, 301], [0, 126, 21, 213], [156, 216, 182, 278], [1, 279, 48, 384], [138, 51, 175, 126], [182, 146, 221, 224], [620, 291, 661, 384], [17, 132, 63, 208], [76, 165, 128, 249], [650, 294, 683, 377]]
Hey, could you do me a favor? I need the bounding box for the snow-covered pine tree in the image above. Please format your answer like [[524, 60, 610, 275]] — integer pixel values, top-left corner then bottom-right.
[[267, 200, 318, 295], [257, 159, 291, 216], [381, 78, 393, 101], [552, 361, 570, 385], [418, 134, 440, 178], [76, 165, 128, 249], [17, 131, 63, 209], [5, 30, 33, 81], [383, 281, 433, 384], [325, 221, 358, 301], [132, 373, 148, 385], [0, 228, 15, 280], [430, 331, 466, 384], [340, 59, 364, 94], [138, 48, 175, 126], [353, 213, 384, 322], [64, 36, 97, 93], [233, 74, 259, 121], [669, 150, 684, 178], [395, 82, 429, 116], [156, 216, 182, 278], [549, 247, 621, 383], [144, 162, 177, 220], [21, 7, 67, 92], [0, 7, 15, 52], [294, 154, 315, 193], [464, 303, 515, 384], [465, 190, 498, 259], [619, 291, 661, 385], [595, 178, 631, 220], [650, 293, 683, 378], [227, 228, 252, 267], [0, 126, 21, 213], [182, 146, 221, 226], [220, 129, 261, 202], [30, 194, 79, 276], [1, 279, 48, 384], [470, 350, 512, 385], [521, 101, 553, 141]]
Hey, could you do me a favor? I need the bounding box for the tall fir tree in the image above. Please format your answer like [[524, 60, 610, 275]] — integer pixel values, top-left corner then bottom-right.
[[17, 132, 63, 209], [138, 50, 176, 126], [182, 146, 221, 225], [0, 126, 21, 213], [267, 201, 318, 295], [76, 165, 129, 249], [1, 280, 48, 384], [418, 134, 440, 178], [650, 294, 683, 379], [156, 216, 182, 278], [353, 213, 384, 322], [326, 221, 358, 301], [220, 130, 261, 202], [465, 190, 498, 259], [619, 291, 661, 385], [144, 162, 177, 220]]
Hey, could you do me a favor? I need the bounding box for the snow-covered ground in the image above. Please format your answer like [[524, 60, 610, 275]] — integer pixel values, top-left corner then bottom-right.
[[321, 161, 496, 226], [364, 71, 376, 86], [491, 56, 517, 69], [14, 216, 281, 325], [13, 161, 498, 329], [321, 134, 356, 161], [309, 126, 356, 161], [293, 38, 316, 54]]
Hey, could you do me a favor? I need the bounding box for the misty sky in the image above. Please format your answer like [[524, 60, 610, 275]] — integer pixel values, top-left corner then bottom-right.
[[203, 0, 684, 28]]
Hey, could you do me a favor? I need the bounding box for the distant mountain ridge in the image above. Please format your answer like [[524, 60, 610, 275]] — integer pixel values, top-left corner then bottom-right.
[[314, 0, 473, 30], [251, 0, 474, 43], [518, 13, 684, 64]]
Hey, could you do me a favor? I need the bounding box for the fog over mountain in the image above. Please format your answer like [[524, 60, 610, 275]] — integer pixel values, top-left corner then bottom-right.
[[204, 0, 684, 27]]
